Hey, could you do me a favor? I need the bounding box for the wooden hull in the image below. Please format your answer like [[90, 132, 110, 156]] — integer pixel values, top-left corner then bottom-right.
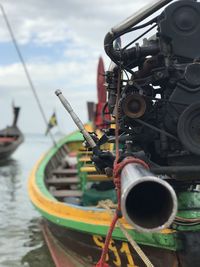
[[44, 220, 200, 267], [28, 129, 200, 267], [42, 221, 90, 267], [45, 220, 178, 267], [0, 126, 24, 160]]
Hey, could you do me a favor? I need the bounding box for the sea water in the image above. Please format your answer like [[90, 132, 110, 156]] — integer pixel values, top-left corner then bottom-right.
[[0, 134, 57, 267]]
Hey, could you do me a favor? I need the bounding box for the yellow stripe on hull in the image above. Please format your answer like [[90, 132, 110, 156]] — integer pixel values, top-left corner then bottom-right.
[[28, 154, 131, 228], [28, 153, 174, 235]]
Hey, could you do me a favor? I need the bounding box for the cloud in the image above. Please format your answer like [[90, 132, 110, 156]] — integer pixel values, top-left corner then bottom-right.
[[0, 0, 153, 46], [0, 58, 98, 88], [0, 0, 155, 133], [0, 59, 98, 133]]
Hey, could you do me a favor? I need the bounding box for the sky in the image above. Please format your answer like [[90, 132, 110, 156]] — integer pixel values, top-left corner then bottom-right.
[[0, 0, 154, 135]]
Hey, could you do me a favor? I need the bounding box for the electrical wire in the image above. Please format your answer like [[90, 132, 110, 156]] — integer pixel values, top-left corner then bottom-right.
[[122, 23, 157, 52], [0, 4, 57, 146]]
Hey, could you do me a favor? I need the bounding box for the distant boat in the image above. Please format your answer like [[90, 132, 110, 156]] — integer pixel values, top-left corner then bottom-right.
[[0, 105, 24, 160]]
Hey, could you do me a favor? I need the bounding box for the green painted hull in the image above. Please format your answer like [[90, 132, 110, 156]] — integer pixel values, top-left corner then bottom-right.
[[29, 129, 200, 266]]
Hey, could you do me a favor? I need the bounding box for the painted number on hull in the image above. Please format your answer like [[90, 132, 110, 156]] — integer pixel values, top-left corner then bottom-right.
[[93, 235, 138, 267]]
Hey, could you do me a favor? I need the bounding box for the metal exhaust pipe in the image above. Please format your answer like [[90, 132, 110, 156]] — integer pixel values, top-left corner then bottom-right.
[[121, 163, 177, 232]]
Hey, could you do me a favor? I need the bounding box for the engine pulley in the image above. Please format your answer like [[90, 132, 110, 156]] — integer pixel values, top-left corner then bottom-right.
[[177, 102, 200, 155], [185, 63, 200, 87], [121, 93, 146, 119]]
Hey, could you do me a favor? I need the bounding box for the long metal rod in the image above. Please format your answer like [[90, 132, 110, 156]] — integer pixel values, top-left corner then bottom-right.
[[112, 0, 173, 34], [0, 4, 57, 146], [55, 90, 97, 149]]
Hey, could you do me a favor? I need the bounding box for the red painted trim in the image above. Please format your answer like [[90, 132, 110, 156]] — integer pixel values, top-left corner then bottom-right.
[[42, 222, 79, 267], [0, 137, 16, 143]]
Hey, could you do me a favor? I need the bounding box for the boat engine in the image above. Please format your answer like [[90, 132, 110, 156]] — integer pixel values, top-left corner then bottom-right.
[[103, 0, 200, 176], [56, 0, 200, 233], [86, 0, 200, 232]]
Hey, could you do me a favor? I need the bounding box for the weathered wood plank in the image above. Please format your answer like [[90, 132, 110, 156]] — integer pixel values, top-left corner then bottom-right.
[[87, 174, 112, 181], [47, 177, 79, 184], [80, 166, 96, 173], [52, 169, 78, 176], [52, 190, 82, 198], [79, 156, 92, 163]]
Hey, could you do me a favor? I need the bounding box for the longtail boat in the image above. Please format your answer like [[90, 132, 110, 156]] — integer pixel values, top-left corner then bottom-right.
[[28, 125, 200, 267], [0, 105, 24, 160], [29, 0, 200, 266]]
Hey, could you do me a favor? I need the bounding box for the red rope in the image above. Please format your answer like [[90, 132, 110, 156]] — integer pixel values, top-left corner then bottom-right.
[[95, 161, 123, 267], [95, 212, 118, 267], [95, 263, 110, 267], [94, 69, 122, 267], [114, 157, 149, 178], [114, 68, 121, 163], [94, 156, 148, 267], [94, 69, 149, 267]]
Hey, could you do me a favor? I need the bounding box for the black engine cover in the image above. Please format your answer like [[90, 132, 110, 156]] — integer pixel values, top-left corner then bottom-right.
[[159, 0, 200, 60]]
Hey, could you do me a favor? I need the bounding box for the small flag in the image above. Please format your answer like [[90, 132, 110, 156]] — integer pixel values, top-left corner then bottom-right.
[[45, 112, 57, 135]]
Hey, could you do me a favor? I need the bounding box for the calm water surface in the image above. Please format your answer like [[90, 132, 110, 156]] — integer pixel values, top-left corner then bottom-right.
[[0, 134, 57, 267]]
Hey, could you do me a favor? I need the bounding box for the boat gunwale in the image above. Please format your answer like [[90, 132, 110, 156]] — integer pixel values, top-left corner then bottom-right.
[[29, 130, 133, 223], [28, 129, 179, 251]]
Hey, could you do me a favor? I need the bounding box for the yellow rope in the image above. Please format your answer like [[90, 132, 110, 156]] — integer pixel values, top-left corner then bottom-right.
[[97, 199, 117, 209], [98, 200, 154, 267]]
